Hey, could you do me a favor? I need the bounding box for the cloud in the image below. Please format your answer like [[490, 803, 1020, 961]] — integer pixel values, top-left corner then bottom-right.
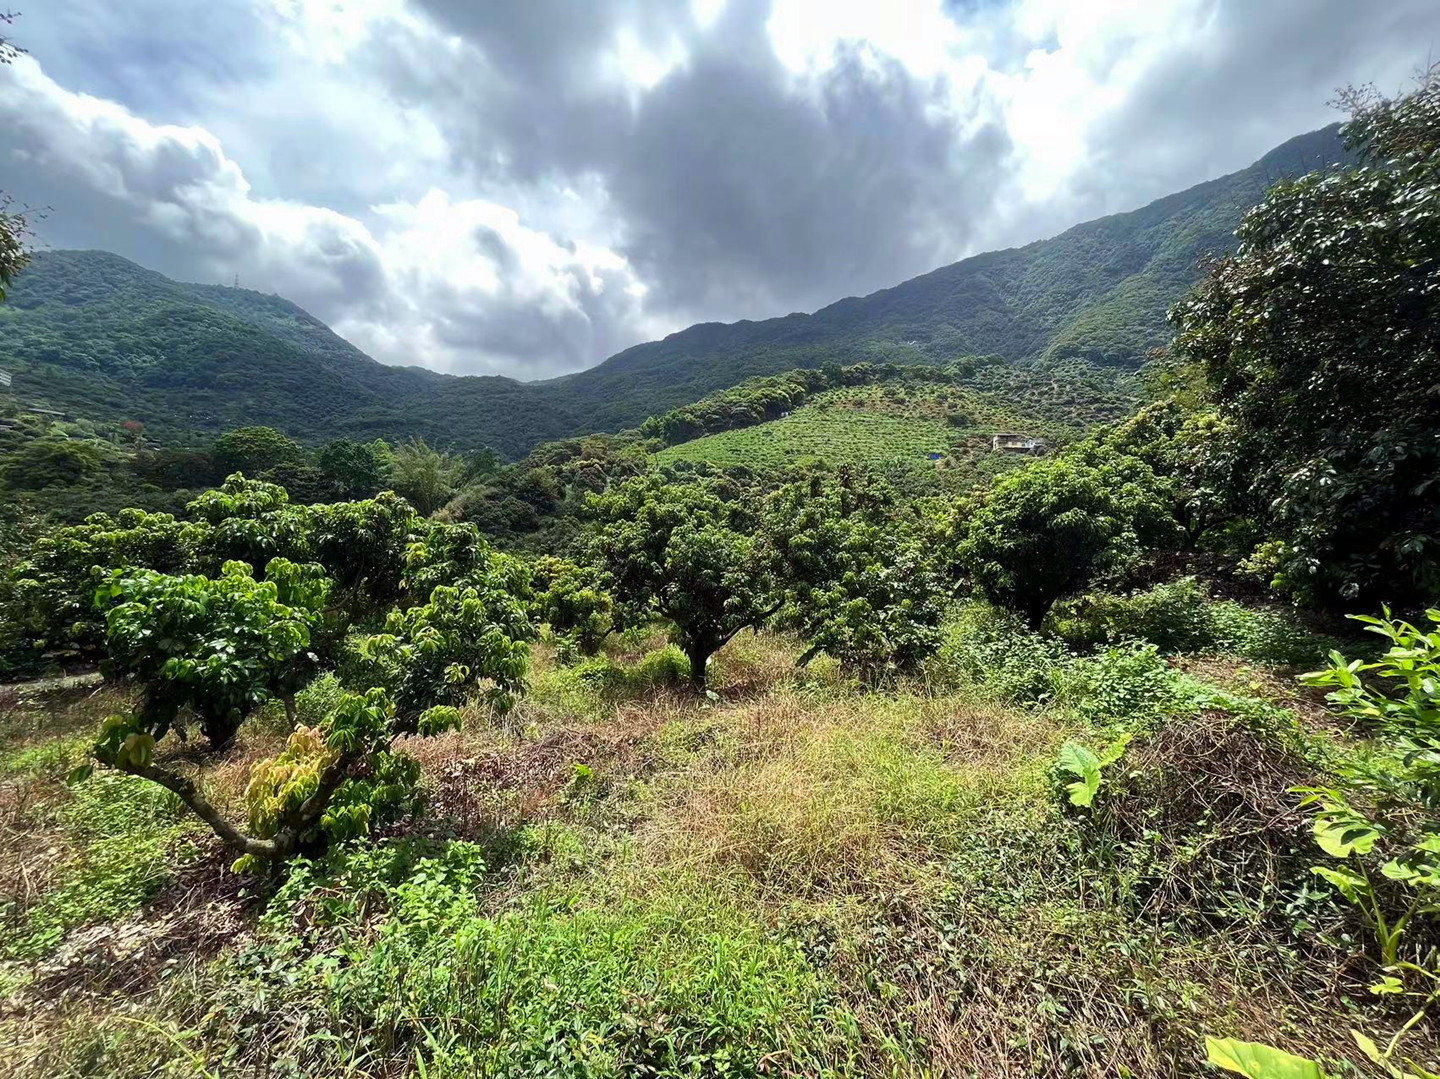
[[2, 0, 1437, 378], [0, 56, 657, 377]]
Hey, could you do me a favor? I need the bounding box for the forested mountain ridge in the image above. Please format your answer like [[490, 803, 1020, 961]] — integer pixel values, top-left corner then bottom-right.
[[551, 124, 1348, 431], [0, 125, 1346, 455], [0, 250, 586, 458]]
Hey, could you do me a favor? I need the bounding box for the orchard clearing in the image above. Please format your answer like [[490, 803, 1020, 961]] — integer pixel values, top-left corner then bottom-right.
[[1, 603, 1427, 1079]]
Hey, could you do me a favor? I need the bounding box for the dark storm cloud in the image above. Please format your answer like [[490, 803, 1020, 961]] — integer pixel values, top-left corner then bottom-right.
[[4, 0, 1439, 378], [395, 0, 1016, 322]]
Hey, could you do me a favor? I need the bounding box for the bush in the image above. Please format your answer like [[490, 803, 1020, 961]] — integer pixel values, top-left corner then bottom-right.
[[1057, 642, 1189, 728], [1050, 577, 1213, 654], [1051, 577, 1335, 666], [925, 602, 1073, 705]]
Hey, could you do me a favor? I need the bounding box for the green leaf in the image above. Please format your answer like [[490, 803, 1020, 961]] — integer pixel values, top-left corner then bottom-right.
[[64, 762, 94, 786], [1314, 815, 1379, 858], [1204, 1037, 1323, 1079], [1368, 975, 1404, 997], [1056, 741, 1104, 806], [1312, 865, 1369, 905]]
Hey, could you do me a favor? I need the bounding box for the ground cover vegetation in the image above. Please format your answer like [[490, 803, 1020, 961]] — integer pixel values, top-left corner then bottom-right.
[[0, 73, 1438, 1079]]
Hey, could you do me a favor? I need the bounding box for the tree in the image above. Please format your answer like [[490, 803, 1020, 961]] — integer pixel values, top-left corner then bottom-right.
[[9, 507, 202, 657], [532, 556, 615, 655], [96, 557, 329, 750], [212, 426, 303, 477], [766, 469, 946, 680], [260, 461, 331, 505], [187, 474, 312, 574], [310, 492, 417, 612], [0, 438, 106, 490], [0, 193, 31, 302], [954, 453, 1178, 629], [318, 438, 393, 501], [591, 476, 779, 692], [0, 8, 30, 302], [1084, 399, 1233, 546], [1174, 69, 1440, 609], [354, 569, 534, 719], [390, 437, 459, 517]]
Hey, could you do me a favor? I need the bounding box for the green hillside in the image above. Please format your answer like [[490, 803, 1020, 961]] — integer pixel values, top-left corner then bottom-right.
[[552, 125, 1348, 432], [0, 251, 585, 459], [0, 126, 1345, 455], [654, 382, 1060, 480]]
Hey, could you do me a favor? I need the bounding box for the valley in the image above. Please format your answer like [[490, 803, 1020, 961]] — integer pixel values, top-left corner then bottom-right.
[[0, 57, 1437, 1079]]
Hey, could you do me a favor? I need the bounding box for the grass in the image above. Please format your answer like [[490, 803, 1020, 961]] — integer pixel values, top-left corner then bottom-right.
[[1, 607, 1434, 1077]]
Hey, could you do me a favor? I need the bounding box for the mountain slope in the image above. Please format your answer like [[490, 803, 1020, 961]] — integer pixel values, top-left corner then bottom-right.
[[549, 125, 1347, 432], [0, 251, 585, 457], [0, 125, 1346, 455]]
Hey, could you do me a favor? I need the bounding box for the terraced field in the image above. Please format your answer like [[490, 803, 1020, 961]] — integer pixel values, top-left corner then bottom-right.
[[654, 407, 950, 472], [653, 385, 1062, 477]]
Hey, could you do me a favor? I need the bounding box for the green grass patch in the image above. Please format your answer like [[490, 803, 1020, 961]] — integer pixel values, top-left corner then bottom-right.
[[0, 773, 201, 960], [210, 841, 863, 1078]]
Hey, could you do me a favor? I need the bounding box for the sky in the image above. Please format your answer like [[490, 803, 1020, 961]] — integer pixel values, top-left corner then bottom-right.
[[2, 1, 1436, 381]]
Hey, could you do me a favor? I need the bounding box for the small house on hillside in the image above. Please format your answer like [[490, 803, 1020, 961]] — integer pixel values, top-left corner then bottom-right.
[[991, 433, 1046, 455]]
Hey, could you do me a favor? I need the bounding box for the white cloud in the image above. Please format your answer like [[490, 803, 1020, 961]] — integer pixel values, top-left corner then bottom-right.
[[3, 0, 1437, 380], [0, 55, 658, 378]]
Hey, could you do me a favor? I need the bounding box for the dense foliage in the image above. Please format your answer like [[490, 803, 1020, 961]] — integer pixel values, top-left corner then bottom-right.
[[1175, 72, 1440, 610], [591, 476, 779, 691], [766, 469, 946, 680], [3, 475, 537, 864], [953, 451, 1178, 628], [96, 557, 329, 750]]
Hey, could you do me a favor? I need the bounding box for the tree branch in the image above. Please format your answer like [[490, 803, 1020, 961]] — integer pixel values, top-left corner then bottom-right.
[[114, 750, 353, 860]]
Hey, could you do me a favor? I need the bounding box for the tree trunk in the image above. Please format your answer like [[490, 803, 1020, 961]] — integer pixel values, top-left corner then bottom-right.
[[283, 693, 297, 729], [686, 644, 710, 694], [1023, 598, 1052, 632], [112, 752, 352, 860]]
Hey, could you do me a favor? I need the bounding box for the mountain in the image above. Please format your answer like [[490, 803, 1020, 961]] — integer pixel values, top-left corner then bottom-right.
[[0, 251, 588, 457], [0, 126, 1346, 456], [549, 125, 1347, 432]]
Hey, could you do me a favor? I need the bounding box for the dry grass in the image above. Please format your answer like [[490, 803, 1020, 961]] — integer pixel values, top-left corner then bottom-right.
[[649, 690, 1059, 895]]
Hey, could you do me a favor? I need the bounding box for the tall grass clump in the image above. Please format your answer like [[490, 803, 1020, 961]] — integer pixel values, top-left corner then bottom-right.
[[662, 696, 1028, 894]]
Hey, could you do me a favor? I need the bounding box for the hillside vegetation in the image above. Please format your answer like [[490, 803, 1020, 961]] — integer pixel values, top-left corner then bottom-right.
[[653, 382, 1057, 480], [0, 73, 1437, 1079], [0, 127, 1342, 457]]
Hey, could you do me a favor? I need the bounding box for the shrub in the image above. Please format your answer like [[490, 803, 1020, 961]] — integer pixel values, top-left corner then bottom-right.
[[953, 450, 1178, 628], [96, 557, 330, 749], [532, 555, 615, 655], [9, 507, 201, 657], [1058, 642, 1188, 728], [1051, 577, 1334, 666], [925, 602, 1073, 705], [1050, 577, 1214, 654]]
